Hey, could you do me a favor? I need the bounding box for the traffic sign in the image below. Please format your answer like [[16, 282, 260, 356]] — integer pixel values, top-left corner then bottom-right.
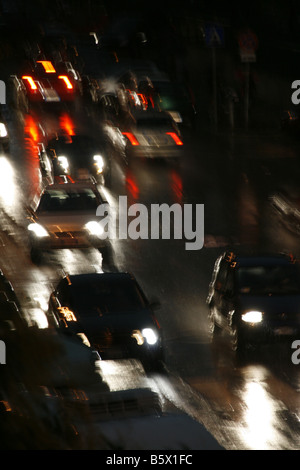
[[205, 24, 224, 47], [240, 50, 256, 63], [238, 29, 258, 51], [238, 29, 258, 62]]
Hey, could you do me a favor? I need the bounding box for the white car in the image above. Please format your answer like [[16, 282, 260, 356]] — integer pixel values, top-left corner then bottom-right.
[[27, 181, 111, 263], [122, 111, 183, 160]]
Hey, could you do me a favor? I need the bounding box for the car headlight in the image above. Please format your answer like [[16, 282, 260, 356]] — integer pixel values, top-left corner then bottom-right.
[[28, 223, 49, 238], [241, 310, 263, 323], [57, 155, 69, 172], [93, 154, 104, 174], [142, 328, 158, 345], [0, 123, 7, 138], [85, 221, 104, 236]]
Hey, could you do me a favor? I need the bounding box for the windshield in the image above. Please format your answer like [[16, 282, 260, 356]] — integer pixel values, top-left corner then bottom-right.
[[37, 188, 100, 212], [136, 117, 174, 130], [237, 264, 300, 295], [70, 279, 147, 316], [52, 136, 100, 155]]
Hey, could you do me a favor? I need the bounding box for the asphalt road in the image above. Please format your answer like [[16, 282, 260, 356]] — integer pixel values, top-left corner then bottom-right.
[[1, 96, 300, 450]]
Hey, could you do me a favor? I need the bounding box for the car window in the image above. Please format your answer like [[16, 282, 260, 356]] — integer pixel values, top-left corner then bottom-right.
[[37, 188, 100, 212], [237, 264, 300, 295], [136, 118, 174, 129], [69, 279, 147, 316]]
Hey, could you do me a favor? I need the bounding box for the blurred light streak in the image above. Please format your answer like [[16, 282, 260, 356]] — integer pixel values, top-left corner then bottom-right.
[[37, 60, 56, 73], [24, 114, 40, 142], [58, 75, 73, 89], [0, 156, 16, 207], [29, 308, 49, 329], [170, 169, 183, 203], [126, 173, 140, 201], [241, 370, 278, 449], [59, 113, 75, 136]]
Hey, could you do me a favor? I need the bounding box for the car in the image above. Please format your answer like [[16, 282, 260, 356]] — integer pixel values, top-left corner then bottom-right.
[[122, 111, 183, 161], [48, 272, 164, 369], [46, 133, 111, 186], [26, 181, 112, 263], [207, 251, 300, 353], [138, 77, 197, 128], [20, 59, 81, 106]]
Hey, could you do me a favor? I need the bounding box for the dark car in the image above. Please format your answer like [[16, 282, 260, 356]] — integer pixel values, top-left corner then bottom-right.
[[207, 251, 300, 352], [48, 272, 164, 369], [21, 59, 81, 105], [47, 134, 111, 186]]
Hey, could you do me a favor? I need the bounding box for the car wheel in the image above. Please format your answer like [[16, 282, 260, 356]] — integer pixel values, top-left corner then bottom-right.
[[230, 324, 245, 355], [100, 244, 115, 267], [30, 247, 42, 265], [104, 169, 112, 188]]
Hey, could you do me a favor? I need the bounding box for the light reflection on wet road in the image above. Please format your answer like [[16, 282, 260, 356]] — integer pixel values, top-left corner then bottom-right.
[[2, 107, 300, 449]]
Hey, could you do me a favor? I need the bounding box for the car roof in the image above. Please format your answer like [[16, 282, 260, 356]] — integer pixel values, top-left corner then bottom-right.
[[63, 272, 135, 286], [223, 252, 296, 267], [44, 182, 100, 191]]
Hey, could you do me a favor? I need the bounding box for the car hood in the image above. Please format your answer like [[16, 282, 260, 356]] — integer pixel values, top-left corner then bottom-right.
[[71, 309, 157, 337], [238, 294, 300, 317], [36, 212, 98, 231]]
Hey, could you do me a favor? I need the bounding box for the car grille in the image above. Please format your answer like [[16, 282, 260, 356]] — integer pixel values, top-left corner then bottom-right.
[[54, 231, 85, 238]]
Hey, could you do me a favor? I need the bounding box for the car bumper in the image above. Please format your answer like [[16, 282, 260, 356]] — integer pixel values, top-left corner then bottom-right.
[[30, 233, 108, 250], [127, 145, 183, 159], [240, 321, 300, 344]]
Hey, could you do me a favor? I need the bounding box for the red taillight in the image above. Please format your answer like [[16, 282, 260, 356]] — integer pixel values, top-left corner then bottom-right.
[[37, 60, 56, 73], [59, 113, 75, 136], [122, 132, 139, 146], [166, 132, 183, 146], [137, 93, 148, 108], [58, 75, 73, 89], [22, 76, 37, 90]]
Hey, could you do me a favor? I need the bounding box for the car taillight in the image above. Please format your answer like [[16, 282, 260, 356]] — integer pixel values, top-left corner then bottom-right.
[[122, 132, 139, 145], [22, 76, 37, 90], [166, 132, 183, 145], [58, 75, 73, 89], [37, 60, 56, 73]]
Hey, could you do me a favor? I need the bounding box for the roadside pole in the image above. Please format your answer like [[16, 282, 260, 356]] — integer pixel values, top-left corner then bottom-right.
[[212, 45, 218, 132], [238, 29, 258, 131], [205, 23, 224, 133]]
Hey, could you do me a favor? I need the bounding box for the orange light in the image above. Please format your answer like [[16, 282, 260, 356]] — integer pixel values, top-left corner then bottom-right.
[[166, 132, 183, 146], [57, 306, 77, 322], [59, 113, 75, 136], [22, 76, 37, 90], [137, 93, 148, 108], [58, 75, 73, 89], [126, 175, 139, 199], [37, 60, 56, 73], [122, 132, 139, 146], [24, 114, 39, 142]]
